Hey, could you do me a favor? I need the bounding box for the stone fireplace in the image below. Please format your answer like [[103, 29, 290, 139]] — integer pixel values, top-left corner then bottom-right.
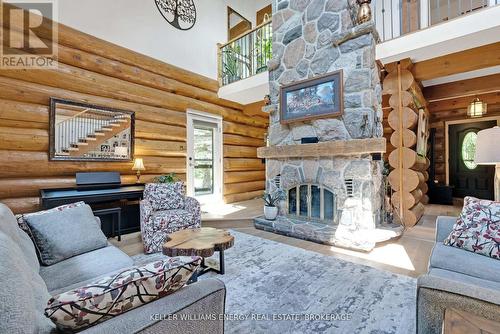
[[254, 0, 402, 251]]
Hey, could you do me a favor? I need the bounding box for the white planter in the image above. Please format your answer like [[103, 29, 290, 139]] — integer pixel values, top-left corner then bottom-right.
[[264, 206, 278, 220]]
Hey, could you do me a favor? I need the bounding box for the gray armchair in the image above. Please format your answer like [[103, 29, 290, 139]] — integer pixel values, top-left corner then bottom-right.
[[140, 182, 201, 254], [417, 216, 500, 333]]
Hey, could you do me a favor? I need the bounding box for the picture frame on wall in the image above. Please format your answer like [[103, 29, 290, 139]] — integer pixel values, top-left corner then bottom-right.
[[280, 70, 343, 124]]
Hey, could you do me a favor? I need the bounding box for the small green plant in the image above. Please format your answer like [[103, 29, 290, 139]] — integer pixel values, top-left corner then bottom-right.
[[153, 173, 178, 183], [263, 189, 286, 207]]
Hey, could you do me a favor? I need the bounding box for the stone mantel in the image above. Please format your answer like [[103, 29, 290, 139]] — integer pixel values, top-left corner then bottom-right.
[[257, 138, 386, 159]]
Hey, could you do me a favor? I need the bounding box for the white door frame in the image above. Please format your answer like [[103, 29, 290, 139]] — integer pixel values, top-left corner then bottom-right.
[[186, 109, 223, 203], [444, 116, 500, 185]]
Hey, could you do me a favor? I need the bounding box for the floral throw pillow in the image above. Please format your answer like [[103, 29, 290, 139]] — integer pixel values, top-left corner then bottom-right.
[[45, 256, 201, 331], [444, 196, 500, 259]]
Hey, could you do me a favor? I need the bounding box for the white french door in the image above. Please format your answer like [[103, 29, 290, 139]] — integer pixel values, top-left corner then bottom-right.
[[186, 110, 223, 204]]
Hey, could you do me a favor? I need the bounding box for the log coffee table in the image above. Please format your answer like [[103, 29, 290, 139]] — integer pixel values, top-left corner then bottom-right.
[[162, 227, 234, 281]]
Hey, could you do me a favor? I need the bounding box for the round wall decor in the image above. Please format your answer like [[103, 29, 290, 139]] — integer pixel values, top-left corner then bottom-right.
[[154, 0, 197, 31]]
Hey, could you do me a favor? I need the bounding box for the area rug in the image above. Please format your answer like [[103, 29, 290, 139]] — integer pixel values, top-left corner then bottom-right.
[[132, 230, 416, 334]]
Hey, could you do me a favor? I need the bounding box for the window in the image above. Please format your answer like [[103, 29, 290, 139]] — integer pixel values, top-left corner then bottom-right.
[[193, 126, 214, 195], [461, 131, 478, 170]]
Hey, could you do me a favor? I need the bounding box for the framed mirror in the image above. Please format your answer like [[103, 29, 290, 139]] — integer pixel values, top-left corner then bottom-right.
[[49, 98, 135, 161], [227, 7, 251, 40]]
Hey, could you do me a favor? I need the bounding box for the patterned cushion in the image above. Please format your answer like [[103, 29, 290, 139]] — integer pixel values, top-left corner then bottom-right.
[[444, 196, 500, 259], [45, 256, 201, 331], [144, 182, 186, 210], [152, 209, 195, 231]]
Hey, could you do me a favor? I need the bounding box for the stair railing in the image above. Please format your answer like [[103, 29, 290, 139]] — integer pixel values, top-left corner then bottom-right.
[[55, 109, 128, 155]]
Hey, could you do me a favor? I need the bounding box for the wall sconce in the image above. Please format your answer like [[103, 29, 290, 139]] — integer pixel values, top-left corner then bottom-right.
[[132, 158, 145, 183], [467, 97, 487, 118]]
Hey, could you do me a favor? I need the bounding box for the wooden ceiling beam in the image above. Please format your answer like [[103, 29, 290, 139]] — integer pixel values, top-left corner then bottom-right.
[[428, 92, 500, 112], [429, 104, 500, 122], [412, 42, 500, 81], [423, 73, 500, 102]]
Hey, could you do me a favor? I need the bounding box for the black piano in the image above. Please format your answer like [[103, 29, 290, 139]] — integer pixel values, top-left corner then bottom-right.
[[40, 172, 145, 237]]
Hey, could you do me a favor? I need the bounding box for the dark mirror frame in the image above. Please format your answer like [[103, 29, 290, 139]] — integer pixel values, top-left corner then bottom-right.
[[49, 98, 135, 162]]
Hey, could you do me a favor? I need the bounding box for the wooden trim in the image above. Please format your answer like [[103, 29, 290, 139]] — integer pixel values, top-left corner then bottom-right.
[[413, 42, 500, 81], [424, 74, 500, 102], [227, 6, 252, 41], [257, 138, 386, 159]]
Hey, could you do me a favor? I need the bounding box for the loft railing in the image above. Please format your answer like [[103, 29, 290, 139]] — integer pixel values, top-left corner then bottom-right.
[[218, 19, 272, 86], [374, 0, 499, 41]]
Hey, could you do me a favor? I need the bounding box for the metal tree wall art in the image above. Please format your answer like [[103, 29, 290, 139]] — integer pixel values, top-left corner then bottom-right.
[[155, 0, 197, 30]]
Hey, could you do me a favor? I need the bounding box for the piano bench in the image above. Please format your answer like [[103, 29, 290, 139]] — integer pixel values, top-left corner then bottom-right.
[[93, 207, 122, 241]]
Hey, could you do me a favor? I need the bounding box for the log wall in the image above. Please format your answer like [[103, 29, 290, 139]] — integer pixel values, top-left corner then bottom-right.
[[383, 60, 429, 227], [0, 11, 266, 214]]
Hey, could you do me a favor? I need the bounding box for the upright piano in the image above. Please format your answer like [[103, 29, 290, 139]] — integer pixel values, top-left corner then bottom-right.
[[40, 172, 145, 237]]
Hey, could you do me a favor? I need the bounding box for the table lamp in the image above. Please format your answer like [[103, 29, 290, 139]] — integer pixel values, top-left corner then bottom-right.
[[132, 158, 145, 183], [475, 126, 500, 201]]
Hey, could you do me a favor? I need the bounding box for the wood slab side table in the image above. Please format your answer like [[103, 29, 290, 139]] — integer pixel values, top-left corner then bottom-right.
[[162, 227, 234, 282]]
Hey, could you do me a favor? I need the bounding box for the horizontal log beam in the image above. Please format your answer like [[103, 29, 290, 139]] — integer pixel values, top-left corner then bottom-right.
[[224, 190, 264, 204], [224, 171, 265, 184], [223, 134, 264, 147], [428, 92, 500, 113], [0, 151, 186, 177], [412, 42, 500, 81], [224, 145, 258, 158], [224, 158, 265, 171], [257, 138, 386, 159], [424, 74, 500, 102], [224, 180, 265, 195]]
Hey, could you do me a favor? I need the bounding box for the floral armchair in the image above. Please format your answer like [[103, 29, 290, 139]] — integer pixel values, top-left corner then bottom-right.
[[140, 182, 201, 254]]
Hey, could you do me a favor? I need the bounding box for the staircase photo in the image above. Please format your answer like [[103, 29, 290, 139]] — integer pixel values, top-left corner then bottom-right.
[[53, 105, 133, 160]]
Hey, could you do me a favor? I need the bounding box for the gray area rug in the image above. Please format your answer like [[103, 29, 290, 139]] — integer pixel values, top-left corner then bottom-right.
[[133, 230, 416, 334]]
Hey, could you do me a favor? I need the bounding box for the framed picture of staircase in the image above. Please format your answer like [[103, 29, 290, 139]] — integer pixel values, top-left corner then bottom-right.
[[49, 98, 135, 162]]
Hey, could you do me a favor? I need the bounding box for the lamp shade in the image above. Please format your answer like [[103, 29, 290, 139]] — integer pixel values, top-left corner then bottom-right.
[[132, 158, 145, 171], [475, 126, 500, 165]]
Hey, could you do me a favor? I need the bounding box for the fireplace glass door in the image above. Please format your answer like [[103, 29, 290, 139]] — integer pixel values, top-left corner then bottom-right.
[[288, 184, 335, 222]]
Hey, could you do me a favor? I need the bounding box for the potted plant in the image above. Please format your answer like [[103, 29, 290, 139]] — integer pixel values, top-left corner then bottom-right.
[[153, 173, 178, 183], [263, 189, 285, 220]]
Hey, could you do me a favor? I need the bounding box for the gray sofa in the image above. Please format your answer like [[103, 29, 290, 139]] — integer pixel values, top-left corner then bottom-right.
[[0, 204, 226, 334], [417, 216, 500, 333]]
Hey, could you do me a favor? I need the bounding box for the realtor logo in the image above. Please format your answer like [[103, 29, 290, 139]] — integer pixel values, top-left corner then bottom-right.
[[0, 0, 58, 68]]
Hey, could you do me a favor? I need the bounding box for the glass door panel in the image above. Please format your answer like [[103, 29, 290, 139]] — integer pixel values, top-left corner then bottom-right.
[[193, 126, 214, 196]]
